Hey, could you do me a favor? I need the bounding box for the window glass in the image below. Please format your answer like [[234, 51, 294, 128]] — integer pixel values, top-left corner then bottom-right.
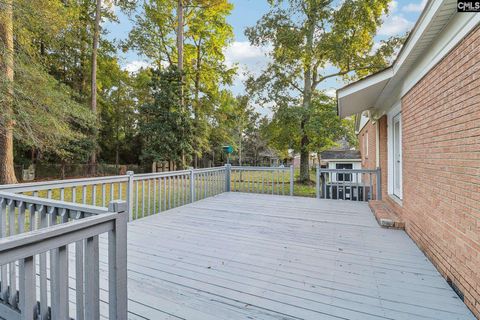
[[336, 163, 353, 182]]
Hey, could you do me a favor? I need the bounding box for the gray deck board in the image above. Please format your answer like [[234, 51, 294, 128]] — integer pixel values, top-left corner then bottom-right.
[[85, 193, 474, 319]]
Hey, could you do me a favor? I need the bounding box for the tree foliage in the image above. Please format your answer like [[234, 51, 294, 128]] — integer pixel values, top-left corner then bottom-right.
[[246, 0, 404, 181], [139, 66, 194, 165]]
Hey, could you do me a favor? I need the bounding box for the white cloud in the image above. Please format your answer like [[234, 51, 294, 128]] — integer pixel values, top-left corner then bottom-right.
[[224, 41, 270, 67], [123, 60, 151, 73], [378, 15, 414, 36], [325, 88, 337, 98], [389, 0, 398, 12], [224, 41, 271, 94], [402, 0, 427, 12]]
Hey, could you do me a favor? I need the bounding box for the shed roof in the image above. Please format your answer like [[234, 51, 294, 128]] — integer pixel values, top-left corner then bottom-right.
[[320, 150, 361, 160]]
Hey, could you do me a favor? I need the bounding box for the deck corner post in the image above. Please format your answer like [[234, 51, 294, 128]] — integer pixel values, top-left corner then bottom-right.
[[289, 165, 294, 196], [316, 165, 320, 199], [225, 164, 231, 192], [190, 168, 195, 203], [126, 171, 134, 222], [107, 200, 128, 320], [376, 167, 382, 200]]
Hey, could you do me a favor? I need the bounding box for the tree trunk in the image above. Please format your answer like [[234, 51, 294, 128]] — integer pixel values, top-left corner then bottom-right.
[[177, 0, 186, 169], [0, 0, 17, 184], [192, 39, 202, 168], [299, 17, 314, 183], [89, 0, 102, 175]]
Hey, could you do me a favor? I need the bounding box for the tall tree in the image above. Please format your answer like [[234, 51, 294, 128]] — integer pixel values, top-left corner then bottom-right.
[[139, 66, 193, 167], [126, 0, 234, 167], [0, 0, 16, 183], [263, 93, 354, 164], [89, 0, 102, 174], [0, 0, 97, 183], [246, 0, 403, 182]]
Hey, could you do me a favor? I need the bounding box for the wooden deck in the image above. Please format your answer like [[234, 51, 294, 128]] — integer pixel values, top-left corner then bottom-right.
[[97, 192, 474, 320]]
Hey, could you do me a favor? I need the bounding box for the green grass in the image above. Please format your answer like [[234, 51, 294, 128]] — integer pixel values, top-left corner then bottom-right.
[[10, 168, 318, 234], [230, 168, 317, 198]]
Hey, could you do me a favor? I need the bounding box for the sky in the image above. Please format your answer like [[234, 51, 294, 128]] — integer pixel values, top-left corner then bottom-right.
[[104, 0, 426, 111]]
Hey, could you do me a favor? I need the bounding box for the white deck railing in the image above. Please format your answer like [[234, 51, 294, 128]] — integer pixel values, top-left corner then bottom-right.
[[316, 167, 382, 201], [0, 192, 127, 320], [0, 164, 380, 319], [229, 166, 294, 196], [0, 165, 296, 222]]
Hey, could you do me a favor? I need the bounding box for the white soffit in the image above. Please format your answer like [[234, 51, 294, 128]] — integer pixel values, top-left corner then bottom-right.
[[337, 68, 393, 118], [337, 0, 461, 118]]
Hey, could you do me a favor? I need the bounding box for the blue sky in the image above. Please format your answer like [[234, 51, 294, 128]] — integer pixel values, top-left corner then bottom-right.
[[105, 0, 426, 109]]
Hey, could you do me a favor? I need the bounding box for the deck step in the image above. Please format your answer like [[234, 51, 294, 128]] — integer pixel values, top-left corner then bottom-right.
[[369, 200, 405, 229]]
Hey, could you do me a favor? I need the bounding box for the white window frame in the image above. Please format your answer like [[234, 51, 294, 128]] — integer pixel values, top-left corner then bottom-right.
[[387, 102, 403, 200]]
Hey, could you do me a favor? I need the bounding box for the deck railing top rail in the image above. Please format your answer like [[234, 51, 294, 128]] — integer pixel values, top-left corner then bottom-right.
[[316, 166, 381, 201], [0, 191, 109, 216], [0, 175, 129, 193], [230, 166, 290, 171], [317, 168, 379, 173], [0, 191, 127, 320]]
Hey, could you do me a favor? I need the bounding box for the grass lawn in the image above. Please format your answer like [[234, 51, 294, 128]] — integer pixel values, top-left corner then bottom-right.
[[8, 167, 318, 233]]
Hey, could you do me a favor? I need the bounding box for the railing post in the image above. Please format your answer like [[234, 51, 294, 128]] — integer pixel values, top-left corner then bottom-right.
[[126, 171, 134, 222], [108, 200, 128, 320], [289, 165, 294, 196], [190, 168, 195, 203], [225, 164, 231, 192], [376, 167, 382, 200], [316, 166, 320, 199]]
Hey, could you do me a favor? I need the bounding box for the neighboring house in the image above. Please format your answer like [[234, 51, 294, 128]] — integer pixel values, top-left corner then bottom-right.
[[337, 0, 480, 317], [319, 150, 365, 200]]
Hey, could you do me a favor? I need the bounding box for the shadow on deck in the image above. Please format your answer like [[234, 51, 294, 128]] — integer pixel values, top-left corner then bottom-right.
[[99, 192, 473, 320]]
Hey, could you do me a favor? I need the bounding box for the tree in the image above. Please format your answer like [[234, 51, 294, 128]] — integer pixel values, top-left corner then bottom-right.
[[246, 0, 403, 182], [0, 0, 98, 183], [139, 66, 193, 167], [262, 93, 355, 171], [98, 57, 139, 167], [0, 0, 16, 183], [306, 94, 355, 158], [89, 0, 102, 173], [126, 0, 235, 167]]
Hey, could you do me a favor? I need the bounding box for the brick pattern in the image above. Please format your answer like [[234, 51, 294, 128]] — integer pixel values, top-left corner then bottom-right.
[[358, 119, 382, 199], [401, 26, 480, 317], [358, 120, 377, 170]]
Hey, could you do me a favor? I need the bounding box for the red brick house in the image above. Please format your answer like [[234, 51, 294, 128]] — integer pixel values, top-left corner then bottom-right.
[[337, 0, 480, 317]]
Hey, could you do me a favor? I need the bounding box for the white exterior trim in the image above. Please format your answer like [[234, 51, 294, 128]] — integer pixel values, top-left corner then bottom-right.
[[387, 102, 402, 199], [375, 122, 380, 168], [379, 11, 480, 111], [400, 13, 480, 98], [337, 0, 480, 117]]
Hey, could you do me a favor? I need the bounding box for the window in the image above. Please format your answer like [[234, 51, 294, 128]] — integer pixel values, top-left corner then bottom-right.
[[336, 163, 353, 182]]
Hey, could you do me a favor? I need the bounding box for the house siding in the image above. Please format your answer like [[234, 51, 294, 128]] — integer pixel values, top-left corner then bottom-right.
[[401, 26, 480, 317], [358, 115, 392, 203]]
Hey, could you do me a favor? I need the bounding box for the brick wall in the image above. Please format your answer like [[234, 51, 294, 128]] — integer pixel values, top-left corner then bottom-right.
[[358, 116, 390, 202], [358, 120, 377, 170], [401, 26, 480, 317], [358, 119, 378, 199]]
